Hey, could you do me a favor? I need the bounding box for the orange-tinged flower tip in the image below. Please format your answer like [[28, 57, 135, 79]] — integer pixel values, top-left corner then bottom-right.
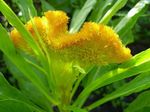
[[10, 10, 132, 65]]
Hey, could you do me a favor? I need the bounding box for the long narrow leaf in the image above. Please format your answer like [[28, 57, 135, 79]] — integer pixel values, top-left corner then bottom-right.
[[115, 0, 150, 44], [88, 0, 113, 22], [0, 73, 44, 112], [100, 0, 128, 24], [86, 71, 150, 111], [0, 0, 54, 92], [125, 90, 150, 112], [0, 99, 41, 112], [40, 0, 54, 12], [69, 0, 96, 33], [73, 48, 150, 107], [12, 0, 37, 22], [0, 24, 58, 105], [0, 0, 44, 60]]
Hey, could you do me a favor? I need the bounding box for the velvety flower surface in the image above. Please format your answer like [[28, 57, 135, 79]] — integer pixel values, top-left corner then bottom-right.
[[10, 11, 132, 65]]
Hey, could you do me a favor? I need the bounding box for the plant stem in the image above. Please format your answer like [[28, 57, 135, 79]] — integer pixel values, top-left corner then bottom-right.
[[71, 73, 86, 99]]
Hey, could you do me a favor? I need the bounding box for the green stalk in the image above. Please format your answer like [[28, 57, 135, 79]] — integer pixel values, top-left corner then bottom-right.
[[71, 73, 86, 99], [29, 13, 56, 91]]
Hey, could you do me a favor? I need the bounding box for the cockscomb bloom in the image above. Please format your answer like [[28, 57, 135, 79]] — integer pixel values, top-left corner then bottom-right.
[[10, 10, 132, 65]]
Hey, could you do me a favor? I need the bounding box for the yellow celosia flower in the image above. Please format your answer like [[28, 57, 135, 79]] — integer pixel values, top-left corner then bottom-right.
[[10, 11, 132, 65]]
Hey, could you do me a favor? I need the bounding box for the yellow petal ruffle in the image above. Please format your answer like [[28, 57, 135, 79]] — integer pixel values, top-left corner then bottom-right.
[[10, 11, 132, 65]]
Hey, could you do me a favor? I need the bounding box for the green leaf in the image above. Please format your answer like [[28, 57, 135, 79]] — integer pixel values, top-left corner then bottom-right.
[[4, 56, 52, 111], [0, 73, 43, 112], [69, 0, 97, 33], [82, 66, 100, 87], [100, 0, 128, 24], [12, 0, 37, 22], [0, 1, 55, 93], [40, 0, 55, 12], [0, 0, 44, 59], [88, 0, 113, 22], [47, 0, 72, 13], [82, 64, 118, 87], [120, 30, 134, 45], [86, 72, 150, 111], [0, 100, 40, 112], [65, 106, 88, 112], [115, 0, 150, 45], [0, 72, 29, 103], [73, 48, 150, 107], [125, 90, 150, 112], [4, 52, 52, 110], [0, 24, 58, 105], [0, 25, 16, 55], [19, 80, 53, 111]]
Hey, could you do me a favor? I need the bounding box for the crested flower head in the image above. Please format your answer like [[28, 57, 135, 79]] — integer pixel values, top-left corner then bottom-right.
[[10, 10, 132, 65]]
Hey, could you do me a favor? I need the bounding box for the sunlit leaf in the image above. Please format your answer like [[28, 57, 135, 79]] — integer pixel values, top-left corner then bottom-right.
[[115, 0, 150, 45], [69, 0, 96, 33], [12, 0, 37, 22], [88, 0, 113, 22], [100, 0, 128, 24], [0, 100, 40, 112], [125, 90, 150, 112], [73, 48, 150, 107], [86, 72, 150, 111], [0, 73, 43, 112], [0, 24, 57, 105]]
